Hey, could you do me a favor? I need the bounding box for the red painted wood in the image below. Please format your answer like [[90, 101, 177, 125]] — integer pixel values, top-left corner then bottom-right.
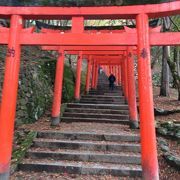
[[94, 64, 99, 89], [136, 13, 159, 180], [72, 17, 84, 33], [67, 51, 125, 55], [42, 46, 136, 51], [0, 15, 22, 176], [124, 26, 161, 33], [0, 26, 9, 32], [20, 33, 136, 45], [51, 50, 65, 125], [41, 26, 161, 34], [0, 1, 179, 19], [41, 28, 125, 34], [89, 60, 122, 65], [85, 58, 92, 93], [75, 52, 83, 100], [124, 56, 128, 101], [115, 66, 119, 85], [1, 32, 176, 46], [121, 61, 125, 93], [127, 47, 138, 124], [118, 65, 121, 84], [91, 60, 96, 89]]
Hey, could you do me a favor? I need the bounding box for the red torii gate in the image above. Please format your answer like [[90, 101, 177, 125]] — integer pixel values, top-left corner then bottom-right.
[[42, 46, 125, 109], [42, 44, 126, 125], [41, 28, 139, 126], [0, 1, 179, 180]]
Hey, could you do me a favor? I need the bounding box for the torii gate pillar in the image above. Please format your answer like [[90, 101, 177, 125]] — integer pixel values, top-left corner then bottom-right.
[[91, 61, 96, 89], [85, 57, 92, 93], [74, 52, 83, 101], [94, 64, 99, 89], [51, 50, 65, 126], [121, 62, 124, 94], [137, 13, 159, 180], [124, 58, 128, 103], [0, 15, 22, 180], [127, 47, 138, 129], [118, 65, 121, 85]]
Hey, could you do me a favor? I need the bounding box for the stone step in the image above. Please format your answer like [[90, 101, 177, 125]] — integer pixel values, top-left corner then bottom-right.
[[66, 103, 129, 110], [89, 92, 123, 95], [13, 74, 142, 179], [80, 98, 124, 102], [95, 88, 122, 91], [81, 95, 124, 99], [97, 85, 111, 87], [65, 108, 129, 115], [80, 98, 125, 102], [89, 90, 122, 93], [63, 112, 129, 120], [79, 100, 125, 104], [26, 149, 141, 164], [61, 117, 130, 124], [37, 131, 140, 142], [19, 160, 142, 177], [104, 93, 123, 96], [95, 85, 122, 87], [33, 138, 140, 152]]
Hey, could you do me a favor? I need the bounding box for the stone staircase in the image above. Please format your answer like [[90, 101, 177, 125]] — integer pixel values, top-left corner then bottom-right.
[[17, 73, 142, 178]]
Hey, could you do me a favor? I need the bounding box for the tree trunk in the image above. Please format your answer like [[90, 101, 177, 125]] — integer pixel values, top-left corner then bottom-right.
[[174, 47, 180, 100], [160, 17, 171, 97], [160, 46, 170, 96], [167, 46, 180, 101]]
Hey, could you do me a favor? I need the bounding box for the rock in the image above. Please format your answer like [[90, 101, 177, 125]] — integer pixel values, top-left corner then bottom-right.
[[158, 138, 169, 152], [175, 124, 180, 129], [164, 152, 180, 170], [174, 157, 180, 168], [175, 131, 180, 139], [155, 121, 159, 128], [156, 121, 180, 139], [161, 121, 174, 129], [160, 144, 169, 152], [157, 127, 168, 135], [167, 131, 175, 137], [158, 137, 168, 146], [154, 108, 165, 116]]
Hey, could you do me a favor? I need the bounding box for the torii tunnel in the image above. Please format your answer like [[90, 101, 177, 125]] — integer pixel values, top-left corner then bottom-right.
[[0, 1, 180, 180]]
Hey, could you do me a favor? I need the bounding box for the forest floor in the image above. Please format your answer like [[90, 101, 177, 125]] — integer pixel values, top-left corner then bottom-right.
[[153, 86, 180, 180], [10, 86, 180, 180]]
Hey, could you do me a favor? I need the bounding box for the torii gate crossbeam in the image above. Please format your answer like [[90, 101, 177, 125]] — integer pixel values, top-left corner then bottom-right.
[[0, 2, 179, 180], [0, 1, 179, 19]]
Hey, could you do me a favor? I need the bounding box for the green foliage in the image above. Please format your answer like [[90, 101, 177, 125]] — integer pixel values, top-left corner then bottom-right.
[[12, 131, 37, 168], [81, 70, 86, 92], [62, 65, 76, 102], [62, 64, 86, 102], [16, 61, 55, 126], [170, 15, 180, 32], [153, 72, 161, 86]]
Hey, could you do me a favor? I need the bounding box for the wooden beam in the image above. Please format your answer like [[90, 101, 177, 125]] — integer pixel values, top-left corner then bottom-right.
[[22, 32, 180, 46], [67, 51, 124, 55], [0, 1, 179, 19], [0, 32, 179, 46], [42, 46, 135, 51]]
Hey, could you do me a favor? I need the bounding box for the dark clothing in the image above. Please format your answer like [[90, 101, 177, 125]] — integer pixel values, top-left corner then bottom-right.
[[108, 74, 116, 90], [109, 74, 116, 83]]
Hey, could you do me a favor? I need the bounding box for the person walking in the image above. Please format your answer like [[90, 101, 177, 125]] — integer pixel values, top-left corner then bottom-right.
[[108, 74, 116, 90]]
